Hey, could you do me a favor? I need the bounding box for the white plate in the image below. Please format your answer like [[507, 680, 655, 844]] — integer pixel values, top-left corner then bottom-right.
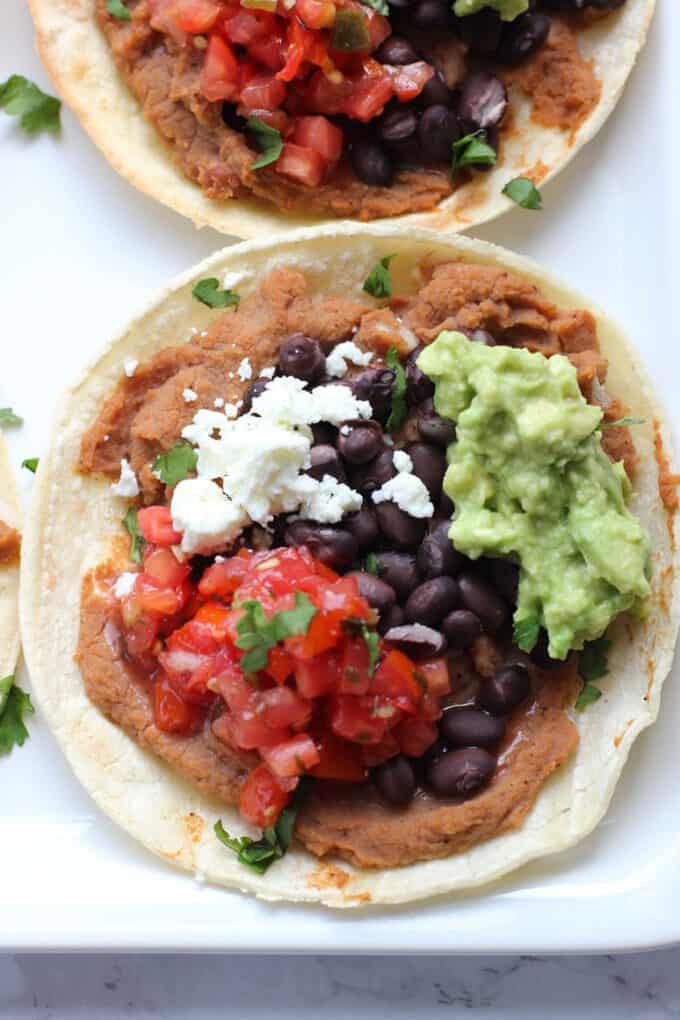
[[2, 0, 679, 954]]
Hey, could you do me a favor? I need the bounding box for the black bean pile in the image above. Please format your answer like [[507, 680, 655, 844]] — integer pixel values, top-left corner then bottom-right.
[[242, 331, 562, 811]]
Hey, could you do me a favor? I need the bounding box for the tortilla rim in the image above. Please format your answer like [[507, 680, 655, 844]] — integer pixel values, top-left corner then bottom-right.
[[28, 0, 655, 238], [19, 223, 680, 907]]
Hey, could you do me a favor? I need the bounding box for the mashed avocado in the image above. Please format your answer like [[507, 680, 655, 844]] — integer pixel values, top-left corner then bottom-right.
[[454, 0, 529, 21], [418, 333, 650, 660]]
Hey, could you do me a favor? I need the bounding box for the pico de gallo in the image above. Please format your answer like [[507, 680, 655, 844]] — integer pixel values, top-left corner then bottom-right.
[[113, 522, 447, 830]]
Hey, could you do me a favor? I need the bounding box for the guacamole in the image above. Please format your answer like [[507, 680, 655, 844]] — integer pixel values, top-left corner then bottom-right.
[[418, 333, 651, 660], [454, 0, 529, 21]]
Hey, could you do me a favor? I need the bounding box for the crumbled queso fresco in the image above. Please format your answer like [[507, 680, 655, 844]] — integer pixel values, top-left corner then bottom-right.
[[372, 451, 433, 518], [325, 341, 373, 379], [111, 458, 140, 498]]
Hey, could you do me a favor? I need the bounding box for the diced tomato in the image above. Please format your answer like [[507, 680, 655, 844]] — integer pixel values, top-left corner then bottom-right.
[[123, 610, 160, 658], [154, 675, 203, 733], [214, 665, 254, 713], [137, 506, 182, 548], [143, 547, 190, 588], [166, 0, 221, 33], [330, 695, 395, 745], [395, 716, 438, 758], [317, 577, 372, 620], [416, 658, 451, 698], [222, 7, 276, 44], [198, 555, 252, 599], [338, 637, 371, 695], [232, 713, 291, 750], [265, 645, 294, 685], [295, 0, 336, 30], [136, 574, 189, 617], [261, 734, 320, 777], [200, 35, 240, 103], [276, 141, 327, 185], [299, 68, 352, 115], [343, 69, 393, 122], [294, 648, 341, 698], [238, 106, 290, 133], [361, 731, 400, 767], [239, 764, 291, 827], [290, 115, 343, 165], [372, 650, 422, 708], [309, 726, 367, 781], [365, 10, 391, 50], [278, 17, 332, 83], [258, 686, 312, 730], [240, 71, 287, 111], [384, 61, 435, 103], [192, 600, 232, 641]]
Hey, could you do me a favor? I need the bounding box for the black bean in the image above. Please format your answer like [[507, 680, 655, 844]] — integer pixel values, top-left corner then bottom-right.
[[307, 444, 346, 483], [457, 71, 508, 131], [440, 707, 505, 749], [417, 72, 452, 108], [384, 623, 447, 661], [407, 441, 446, 501], [417, 519, 464, 579], [374, 552, 420, 601], [378, 107, 419, 146], [242, 378, 269, 412], [417, 409, 456, 448], [344, 504, 380, 551], [420, 736, 448, 768], [458, 572, 508, 633], [404, 576, 459, 627], [311, 421, 337, 447], [279, 334, 326, 384], [443, 609, 483, 649], [347, 571, 396, 617], [482, 557, 519, 606], [350, 448, 396, 494], [480, 664, 531, 716], [378, 604, 405, 635], [439, 491, 455, 518], [529, 629, 563, 670], [412, 0, 452, 29], [457, 8, 504, 56], [497, 11, 551, 65], [350, 140, 394, 187], [374, 502, 427, 550], [373, 754, 416, 807], [375, 36, 420, 65], [284, 521, 357, 572], [405, 346, 435, 405], [351, 368, 396, 425], [418, 104, 460, 163], [338, 419, 384, 465], [427, 747, 496, 798]]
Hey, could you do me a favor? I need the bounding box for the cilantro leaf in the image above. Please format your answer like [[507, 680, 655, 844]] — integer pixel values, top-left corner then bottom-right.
[[0, 676, 34, 754], [575, 682, 602, 711], [21, 457, 39, 473], [122, 506, 145, 564], [362, 0, 389, 12], [360, 624, 380, 675], [513, 615, 540, 653], [0, 408, 23, 428], [599, 416, 646, 430], [247, 117, 283, 169], [0, 75, 61, 135], [215, 776, 314, 873], [502, 176, 543, 210], [363, 254, 397, 299], [152, 441, 197, 487], [452, 130, 497, 178], [192, 278, 240, 309], [385, 345, 407, 432], [364, 552, 380, 577], [579, 637, 610, 683], [236, 593, 317, 674], [106, 0, 131, 19]]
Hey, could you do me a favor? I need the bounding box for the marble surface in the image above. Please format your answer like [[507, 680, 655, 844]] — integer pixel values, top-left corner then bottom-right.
[[2, 951, 680, 1018]]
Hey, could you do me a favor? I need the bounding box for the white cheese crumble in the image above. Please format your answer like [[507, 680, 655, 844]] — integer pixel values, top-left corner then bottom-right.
[[124, 358, 138, 378], [325, 341, 373, 379], [297, 474, 362, 524], [214, 397, 225, 409], [237, 357, 253, 381], [372, 450, 433, 519], [171, 478, 248, 555], [259, 365, 276, 379], [111, 459, 140, 498], [113, 572, 137, 599], [183, 387, 198, 403]]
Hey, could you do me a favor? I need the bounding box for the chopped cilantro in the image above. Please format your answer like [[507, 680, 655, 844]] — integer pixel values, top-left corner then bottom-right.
[[247, 117, 283, 169], [513, 615, 540, 653], [363, 254, 397, 299], [192, 278, 240, 309], [451, 131, 497, 178], [575, 682, 603, 711], [360, 624, 380, 675], [362, 0, 389, 13], [579, 637, 610, 683], [385, 345, 407, 432], [0, 75, 61, 135], [0, 676, 34, 754], [106, 0, 131, 19], [0, 408, 23, 428], [21, 457, 39, 473], [236, 593, 317, 673], [152, 441, 197, 487], [599, 416, 646, 430], [364, 552, 380, 577], [502, 176, 543, 210], [215, 776, 314, 873], [122, 506, 145, 564]]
